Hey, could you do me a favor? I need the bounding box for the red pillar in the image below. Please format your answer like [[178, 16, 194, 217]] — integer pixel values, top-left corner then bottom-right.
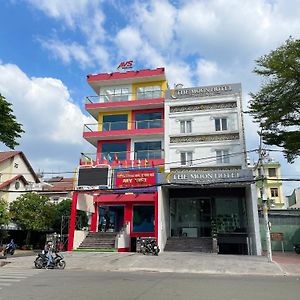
[[67, 192, 78, 251], [90, 202, 98, 232], [155, 191, 158, 241]]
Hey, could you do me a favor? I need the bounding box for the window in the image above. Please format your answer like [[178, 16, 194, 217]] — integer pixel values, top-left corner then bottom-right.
[[102, 114, 128, 131], [100, 86, 129, 102], [133, 205, 154, 232], [270, 188, 279, 197], [215, 118, 228, 131], [136, 85, 161, 100], [216, 150, 230, 163], [180, 120, 192, 133], [135, 112, 162, 129], [268, 168, 276, 177], [180, 152, 193, 166], [134, 141, 162, 160], [101, 142, 127, 161], [15, 181, 20, 190]]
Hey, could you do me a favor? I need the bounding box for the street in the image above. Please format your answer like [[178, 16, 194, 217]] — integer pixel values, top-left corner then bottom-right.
[[0, 268, 299, 300]]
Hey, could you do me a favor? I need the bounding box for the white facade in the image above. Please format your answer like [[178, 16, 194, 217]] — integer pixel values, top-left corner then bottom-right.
[[160, 83, 261, 255], [164, 84, 246, 171]]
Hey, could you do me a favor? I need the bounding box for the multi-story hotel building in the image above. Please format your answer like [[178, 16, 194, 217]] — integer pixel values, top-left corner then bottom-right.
[[68, 67, 167, 252], [68, 69, 262, 255]]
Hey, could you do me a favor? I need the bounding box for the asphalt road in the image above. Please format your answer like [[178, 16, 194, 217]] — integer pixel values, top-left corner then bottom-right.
[[0, 269, 299, 300]]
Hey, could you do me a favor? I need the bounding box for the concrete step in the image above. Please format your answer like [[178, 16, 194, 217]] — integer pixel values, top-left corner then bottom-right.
[[164, 237, 213, 252]]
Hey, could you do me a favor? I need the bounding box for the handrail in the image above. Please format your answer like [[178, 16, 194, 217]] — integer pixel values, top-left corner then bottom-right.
[[85, 89, 164, 104], [83, 119, 163, 132]]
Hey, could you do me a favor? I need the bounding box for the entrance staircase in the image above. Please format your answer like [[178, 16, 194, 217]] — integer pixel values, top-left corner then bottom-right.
[[164, 237, 213, 252], [78, 232, 117, 251]]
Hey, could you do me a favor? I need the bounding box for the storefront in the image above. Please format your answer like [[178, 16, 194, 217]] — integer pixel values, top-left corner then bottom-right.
[[68, 168, 159, 252], [158, 169, 262, 255]]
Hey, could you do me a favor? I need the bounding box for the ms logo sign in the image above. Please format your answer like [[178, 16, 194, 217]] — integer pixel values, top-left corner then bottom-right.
[[117, 60, 134, 70]]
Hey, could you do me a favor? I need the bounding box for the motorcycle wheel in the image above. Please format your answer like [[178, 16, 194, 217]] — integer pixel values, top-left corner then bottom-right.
[[3, 249, 7, 256], [141, 248, 146, 255], [57, 260, 66, 269], [295, 247, 300, 254], [34, 257, 44, 269]]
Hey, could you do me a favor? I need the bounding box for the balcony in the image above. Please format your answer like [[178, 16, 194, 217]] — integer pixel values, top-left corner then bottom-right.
[[79, 150, 165, 169], [85, 90, 165, 118], [83, 119, 164, 146]]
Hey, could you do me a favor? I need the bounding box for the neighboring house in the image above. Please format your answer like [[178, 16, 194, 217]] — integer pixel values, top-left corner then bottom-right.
[[39, 176, 74, 204], [254, 158, 285, 209], [287, 187, 300, 208], [0, 151, 40, 204]]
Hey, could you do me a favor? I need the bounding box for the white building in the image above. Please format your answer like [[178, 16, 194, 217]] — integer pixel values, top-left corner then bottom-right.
[[159, 83, 262, 255]]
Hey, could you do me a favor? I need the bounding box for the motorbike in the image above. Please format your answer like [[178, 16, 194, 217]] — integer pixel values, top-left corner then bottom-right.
[[294, 244, 300, 254], [3, 244, 16, 256], [140, 238, 160, 256], [34, 251, 66, 269]]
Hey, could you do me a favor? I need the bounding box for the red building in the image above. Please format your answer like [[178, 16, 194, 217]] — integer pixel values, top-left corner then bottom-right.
[[68, 67, 167, 251]]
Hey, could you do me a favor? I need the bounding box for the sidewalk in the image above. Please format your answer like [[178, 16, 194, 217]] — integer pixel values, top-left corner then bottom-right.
[[2, 251, 300, 276]]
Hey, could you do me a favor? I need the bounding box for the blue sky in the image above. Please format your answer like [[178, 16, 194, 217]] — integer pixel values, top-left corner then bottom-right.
[[0, 0, 300, 194]]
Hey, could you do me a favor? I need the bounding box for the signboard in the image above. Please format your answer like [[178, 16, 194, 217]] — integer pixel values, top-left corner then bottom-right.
[[167, 83, 241, 100], [77, 165, 111, 190], [117, 60, 134, 70], [114, 168, 157, 189], [162, 169, 254, 185], [270, 232, 284, 241]]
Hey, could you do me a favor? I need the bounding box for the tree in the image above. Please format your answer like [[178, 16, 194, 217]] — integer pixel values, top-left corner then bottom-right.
[[52, 199, 88, 234], [9, 193, 55, 245], [249, 37, 300, 162], [0, 198, 10, 244], [0, 93, 24, 149]]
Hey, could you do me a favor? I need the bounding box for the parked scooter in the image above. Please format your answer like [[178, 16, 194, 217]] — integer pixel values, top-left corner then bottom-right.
[[140, 238, 160, 256], [294, 244, 300, 254], [3, 240, 16, 256], [34, 251, 66, 269]]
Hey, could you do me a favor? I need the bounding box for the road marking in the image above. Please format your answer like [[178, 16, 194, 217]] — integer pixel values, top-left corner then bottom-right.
[[0, 279, 20, 282]]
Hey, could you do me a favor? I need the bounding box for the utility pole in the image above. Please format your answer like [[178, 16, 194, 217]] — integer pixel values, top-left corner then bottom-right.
[[258, 131, 272, 262]]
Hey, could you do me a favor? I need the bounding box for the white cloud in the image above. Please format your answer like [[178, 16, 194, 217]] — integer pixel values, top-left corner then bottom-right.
[[40, 39, 93, 68], [133, 0, 177, 49], [0, 63, 93, 172]]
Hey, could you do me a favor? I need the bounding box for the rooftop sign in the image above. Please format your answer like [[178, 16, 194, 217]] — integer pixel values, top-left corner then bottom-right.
[[168, 83, 241, 100], [117, 60, 134, 70]]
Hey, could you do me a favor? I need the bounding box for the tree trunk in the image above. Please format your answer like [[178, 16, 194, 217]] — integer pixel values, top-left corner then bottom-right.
[[25, 231, 31, 246]]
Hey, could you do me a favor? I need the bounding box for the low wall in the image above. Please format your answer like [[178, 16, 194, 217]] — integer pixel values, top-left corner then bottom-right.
[[73, 230, 89, 250]]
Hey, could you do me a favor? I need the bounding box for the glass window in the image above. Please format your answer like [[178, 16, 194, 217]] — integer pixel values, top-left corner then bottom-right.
[[268, 168, 276, 177], [102, 114, 128, 131], [136, 85, 161, 100], [180, 152, 193, 166], [100, 87, 129, 102], [101, 142, 127, 161], [216, 150, 230, 163], [135, 112, 162, 129], [180, 120, 192, 133], [215, 118, 228, 131], [270, 188, 279, 197], [133, 205, 154, 232], [134, 141, 162, 160]]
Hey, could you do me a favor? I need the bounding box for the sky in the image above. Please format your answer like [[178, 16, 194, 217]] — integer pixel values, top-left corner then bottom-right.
[[0, 0, 299, 194]]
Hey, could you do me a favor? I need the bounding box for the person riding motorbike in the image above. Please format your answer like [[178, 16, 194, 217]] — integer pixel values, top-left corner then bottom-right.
[[4, 239, 16, 256], [44, 241, 54, 269]]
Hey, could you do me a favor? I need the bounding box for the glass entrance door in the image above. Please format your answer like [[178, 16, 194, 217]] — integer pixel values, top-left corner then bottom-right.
[[170, 198, 212, 237], [99, 206, 124, 232]]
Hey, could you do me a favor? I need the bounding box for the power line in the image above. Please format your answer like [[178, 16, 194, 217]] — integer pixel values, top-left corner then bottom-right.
[[0, 148, 258, 176]]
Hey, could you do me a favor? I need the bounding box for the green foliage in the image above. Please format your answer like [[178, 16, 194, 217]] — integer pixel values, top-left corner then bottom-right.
[[0, 198, 10, 226], [249, 37, 300, 162], [9, 193, 55, 231], [0, 94, 24, 149], [52, 199, 88, 233], [0, 198, 10, 243]]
